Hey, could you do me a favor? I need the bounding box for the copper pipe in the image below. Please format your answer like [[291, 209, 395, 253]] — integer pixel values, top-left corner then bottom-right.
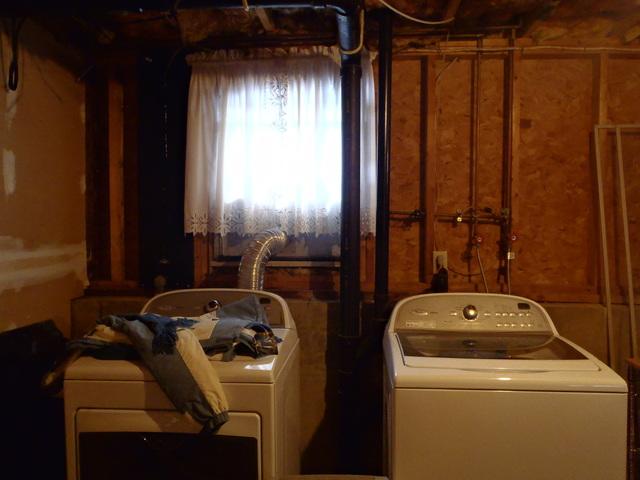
[[470, 39, 481, 238], [500, 33, 515, 290]]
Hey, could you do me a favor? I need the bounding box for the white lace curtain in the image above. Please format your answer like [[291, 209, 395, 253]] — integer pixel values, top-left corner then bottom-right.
[[184, 46, 377, 237]]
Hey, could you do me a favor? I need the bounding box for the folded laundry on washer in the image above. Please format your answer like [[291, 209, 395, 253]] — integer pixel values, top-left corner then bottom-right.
[[66, 294, 281, 433]]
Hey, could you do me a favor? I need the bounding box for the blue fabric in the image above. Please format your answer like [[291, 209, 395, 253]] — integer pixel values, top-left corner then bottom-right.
[[104, 314, 197, 355], [200, 296, 280, 361], [98, 314, 228, 433]]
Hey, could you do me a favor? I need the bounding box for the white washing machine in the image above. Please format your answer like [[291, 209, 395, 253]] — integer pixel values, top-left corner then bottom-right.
[[383, 293, 627, 480], [64, 288, 300, 480]]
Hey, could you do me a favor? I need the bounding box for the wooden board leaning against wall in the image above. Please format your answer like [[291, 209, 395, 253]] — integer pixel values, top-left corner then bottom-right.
[[389, 41, 640, 304]]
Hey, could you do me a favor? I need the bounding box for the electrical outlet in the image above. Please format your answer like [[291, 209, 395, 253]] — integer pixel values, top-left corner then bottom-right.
[[433, 251, 448, 271]]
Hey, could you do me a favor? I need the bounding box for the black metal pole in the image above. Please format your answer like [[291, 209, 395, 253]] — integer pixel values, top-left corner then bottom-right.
[[338, 50, 362, 473], [339, 55, 362, 342], [374, 9, 392, 319]]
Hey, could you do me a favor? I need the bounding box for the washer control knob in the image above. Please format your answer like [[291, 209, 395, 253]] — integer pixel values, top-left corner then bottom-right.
[[462, 305, 478, 321]]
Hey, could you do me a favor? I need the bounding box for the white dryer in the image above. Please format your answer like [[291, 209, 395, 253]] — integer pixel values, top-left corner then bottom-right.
[[383, 293, 627, 480], [64, 288, 300, 480]]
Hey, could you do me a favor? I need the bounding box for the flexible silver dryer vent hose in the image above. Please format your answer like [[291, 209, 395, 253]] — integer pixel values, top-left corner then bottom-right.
[[238, 228, 288, 290]]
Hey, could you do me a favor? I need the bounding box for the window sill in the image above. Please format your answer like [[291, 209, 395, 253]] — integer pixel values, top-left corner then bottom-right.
[[210, 260, 340, 269]]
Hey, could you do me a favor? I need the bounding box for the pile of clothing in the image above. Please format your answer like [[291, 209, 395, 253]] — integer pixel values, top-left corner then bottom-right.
[[69, 295, 280, 433]]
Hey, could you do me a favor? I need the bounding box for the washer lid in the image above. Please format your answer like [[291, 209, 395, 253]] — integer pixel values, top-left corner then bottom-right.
[[398, 331, 586, 361], [398, 332, 601, 372]]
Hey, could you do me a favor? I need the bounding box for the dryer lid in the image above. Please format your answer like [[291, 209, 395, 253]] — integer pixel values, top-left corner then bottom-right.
[[398, 331, 587, 361]]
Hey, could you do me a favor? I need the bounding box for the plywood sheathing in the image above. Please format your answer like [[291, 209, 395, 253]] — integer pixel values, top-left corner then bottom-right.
[[432, 57, 472, 280], [514, 57, 595, 299], [389, 59, 425, 291], [430, 56, 505, 292], [606, 58, 640, 299], [529, 0, 640, 45], [178, 9, 336, 45], [473, 57, 505, 290], [177, 9, 257, 44], [386, 45, 640, 303]]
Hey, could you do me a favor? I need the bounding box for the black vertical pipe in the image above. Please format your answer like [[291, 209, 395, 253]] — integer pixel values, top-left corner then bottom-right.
[[374, 10, 393, 318], [338, 11, 362, 339], [338, 57, 362, 337], [338, 42, 362, 476]]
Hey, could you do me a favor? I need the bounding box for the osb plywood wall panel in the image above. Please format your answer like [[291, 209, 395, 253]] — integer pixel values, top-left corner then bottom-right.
[[389, 59, 423, 290], [513, 57, 596, 297], [432, 57, 473, 286], [607, 58, 640, 297], [387, 52, 640, 302], [474, 58, 505, 291], [432, 57, 505, 292], [0, 22, 86, 336]]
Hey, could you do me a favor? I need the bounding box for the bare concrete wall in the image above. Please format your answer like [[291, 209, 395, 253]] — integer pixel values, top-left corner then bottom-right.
[[0, 21, 86, 336]]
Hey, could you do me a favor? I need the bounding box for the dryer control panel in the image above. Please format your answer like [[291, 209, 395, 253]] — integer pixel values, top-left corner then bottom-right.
[[392, 294, 553, 333]]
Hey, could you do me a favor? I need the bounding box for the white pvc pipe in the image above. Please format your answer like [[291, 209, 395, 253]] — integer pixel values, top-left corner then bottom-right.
[[593, 126, 616, 366], [594, 123, 640, 363], [615, 127, 638, 359]]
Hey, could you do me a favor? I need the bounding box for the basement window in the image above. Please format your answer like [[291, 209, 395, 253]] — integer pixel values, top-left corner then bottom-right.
[[184, 47, 376, 262]]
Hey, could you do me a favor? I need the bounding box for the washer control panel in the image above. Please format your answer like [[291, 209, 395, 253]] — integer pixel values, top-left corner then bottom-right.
[[393, 294, 553, 333]]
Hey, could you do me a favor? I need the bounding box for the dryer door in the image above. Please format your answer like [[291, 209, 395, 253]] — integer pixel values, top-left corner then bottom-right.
[[75, 409, 261, 480]]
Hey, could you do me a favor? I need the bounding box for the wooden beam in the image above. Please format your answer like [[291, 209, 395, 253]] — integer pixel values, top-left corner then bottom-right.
[[85, 67, 111, 281], [510, 48, 521, 229], [425, 57, 438, 276], [193, 235, 209, 287], [418, 58, 427, 281], [517, 1, 560, 36], [594, 53, 609, 125], [123, 62, 140, 282], [444, 0, 463, 21], [255, 8, 275, 32], [589, 53, 608, 290], [624, 24, 640, 44], [108, 72, 125, 283]]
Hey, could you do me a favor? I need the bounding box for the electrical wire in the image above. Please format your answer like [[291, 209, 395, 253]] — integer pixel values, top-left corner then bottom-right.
[[448, 267, 482, 277], [435, 57, 458, 83], [476, 245, 489, 293], [7, 17, 26, 91], [339, 9, 365, 55], [377, 0, 455, 26]]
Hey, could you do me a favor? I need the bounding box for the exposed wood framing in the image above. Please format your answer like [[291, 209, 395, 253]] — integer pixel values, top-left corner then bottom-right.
[[108, 73, 126, 283], [590, 53, 608, 290], [425, 56, 438, 277], [594, 53, 609, 125], [123, 62, 140, 282], [193, 235, 210, 287], [418, 58, 428, 282], [505, 42, 521, 292], [85, 68, 111, 281], [444, 0, 463, 21], [255, 8, 275, 32]]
